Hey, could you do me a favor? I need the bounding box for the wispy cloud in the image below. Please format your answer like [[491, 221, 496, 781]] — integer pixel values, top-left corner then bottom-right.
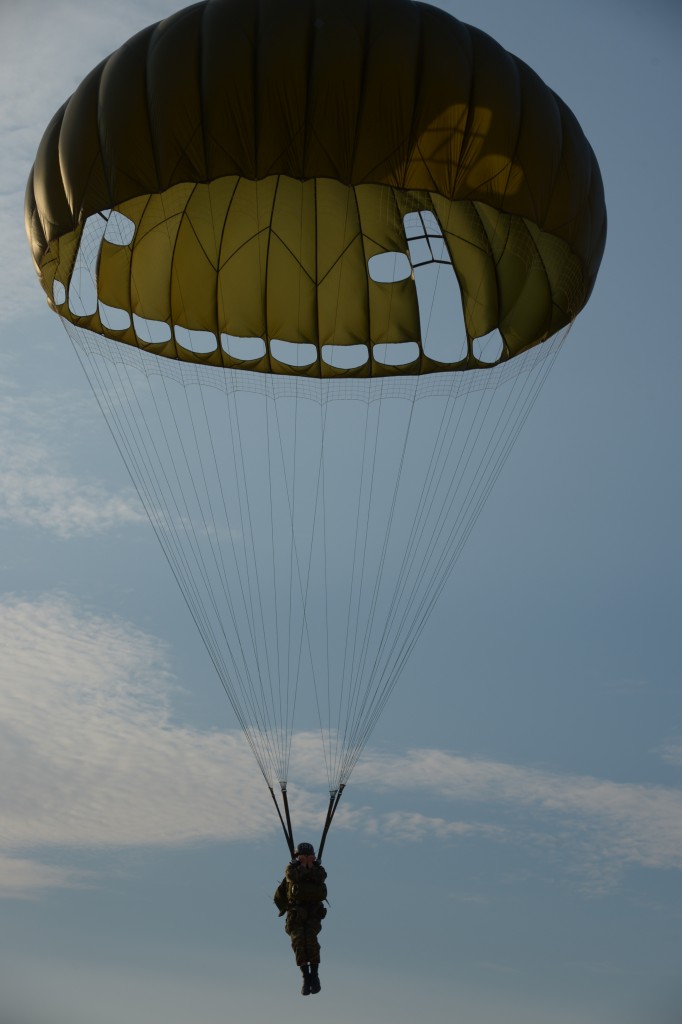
[[0, 593, 359, 897], [0, 445, 145, 536], [0, 595, 274, 855], [1, 0, 176, 325], [0, 378, 145, 535], [655, 737, 682, 767], [0, 854, 90, 901], [3, 593, 682, 898], [363, 810, 504, 844], [355, 749, 682, 888]]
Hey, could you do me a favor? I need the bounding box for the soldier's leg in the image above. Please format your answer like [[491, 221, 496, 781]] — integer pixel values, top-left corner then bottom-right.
[[305, 921, 322, 994], [309, 962, 321, 995], [288, 923, 311, 967], [286, 913, 313, 996]]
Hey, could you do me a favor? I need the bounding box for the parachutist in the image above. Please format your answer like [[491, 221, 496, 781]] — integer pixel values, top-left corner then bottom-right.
[[274, 842, 327, 995]]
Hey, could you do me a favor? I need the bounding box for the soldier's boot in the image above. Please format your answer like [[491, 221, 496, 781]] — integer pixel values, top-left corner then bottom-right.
[[300, 965, 311, 996], [309, 963, 321, 994]]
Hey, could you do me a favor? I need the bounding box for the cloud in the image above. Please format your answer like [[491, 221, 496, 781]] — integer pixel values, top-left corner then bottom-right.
[[656, 737, 682, 767], [363, 810, 504, 844], [0, 854, 90, 901], [0, 445, 145, 536], [0, 594, 274, 856], [0, 0, 178, 325], [0, 378, 145, 535], [354, 749, 682, 887], [3, 593, 682, 899], [0, 593, 356, 894]]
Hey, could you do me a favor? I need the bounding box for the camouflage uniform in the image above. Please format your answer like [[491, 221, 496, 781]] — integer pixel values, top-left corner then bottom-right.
[[274, 860, 328, 967]]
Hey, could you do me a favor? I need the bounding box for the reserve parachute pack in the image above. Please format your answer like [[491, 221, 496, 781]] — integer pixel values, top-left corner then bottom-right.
[[287, 866, 327, 905]]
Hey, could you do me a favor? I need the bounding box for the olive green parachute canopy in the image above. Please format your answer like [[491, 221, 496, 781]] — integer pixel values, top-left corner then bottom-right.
[[26, 0, 606, 377]]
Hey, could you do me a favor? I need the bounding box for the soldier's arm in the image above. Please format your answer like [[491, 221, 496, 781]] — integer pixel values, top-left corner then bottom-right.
[[273, 878, 289, 915]]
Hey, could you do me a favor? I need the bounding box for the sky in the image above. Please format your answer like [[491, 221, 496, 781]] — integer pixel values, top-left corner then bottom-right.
[[1, 1, 682, 1022]]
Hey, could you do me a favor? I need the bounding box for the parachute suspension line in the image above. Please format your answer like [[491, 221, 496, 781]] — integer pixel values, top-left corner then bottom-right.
[[272, 381, 331, 787], [340, 335, 567, 779], [119, 353, 278, 781], [94, 355, 228, 680], [224, 381, 283, 779], [261, 370, 385, 793], [331, 182, 377, 790], [261, 182, 293, 784], [335, 393, 374, 789], [307, 389, 334, 791], [198, 186, 270, 727], [172, 376, 271, 780], [155, 192, 283, 778], [340, 379, 421, 782], [416, 339, 564, 631], [321, 388, 333, 791], [369, 379, 466, 659], [68, 333, 276, 784], [337, 388, 384, 786], [265, 391, 285, 780], [263, 382, 334, 789], [359, 421, 505, 763], [360, 380, 497, 693], [268, 386, 318, 786], [285, 387, 300, 783], [335, 183, 373, 783], [342, 380, 509, 778], [216, 175, 283, 784], [192, 186, 279, 770], [338, 336, 565, 783], [230, 385, 290, 781], [375, 216, 505, 649], [338, 387, 387, 778], [334, 211, 522, 762], [193, 387, 251, 669], [338, 380, 470, 782], [350, 391, 499, 770], [141, 319, 276, 776], [193, 380, 280, 775], [376, 335, 566, 719], [69, 203, 282, 787], [254, 374, 358, 791], [191, 379, 285, 780], [269, 382, 317, 785], [159, 377, 257, 698], [365, 235, 468, 653], [289, 182, 307, 786]]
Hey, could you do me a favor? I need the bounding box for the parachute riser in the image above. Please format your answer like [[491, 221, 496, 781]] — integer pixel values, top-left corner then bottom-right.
[[317, 784, 345, 863], [269, 785, 295, 859], [281, 784, 295, 858], [270, 783, 344, 862]]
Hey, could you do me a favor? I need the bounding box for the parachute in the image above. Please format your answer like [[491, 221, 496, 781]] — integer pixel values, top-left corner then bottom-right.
[[26, 0, 606, 856]]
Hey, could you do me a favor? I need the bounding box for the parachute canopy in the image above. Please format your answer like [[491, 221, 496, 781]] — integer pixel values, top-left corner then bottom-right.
[[27, 0, 605, 852], [26, 0, 605, 377]]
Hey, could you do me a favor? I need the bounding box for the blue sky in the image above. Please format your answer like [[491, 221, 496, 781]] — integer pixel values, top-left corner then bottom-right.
[[1, 1, 682, 1022]]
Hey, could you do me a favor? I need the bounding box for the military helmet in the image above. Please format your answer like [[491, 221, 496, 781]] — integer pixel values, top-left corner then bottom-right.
[[294, 842, 315, 857]]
